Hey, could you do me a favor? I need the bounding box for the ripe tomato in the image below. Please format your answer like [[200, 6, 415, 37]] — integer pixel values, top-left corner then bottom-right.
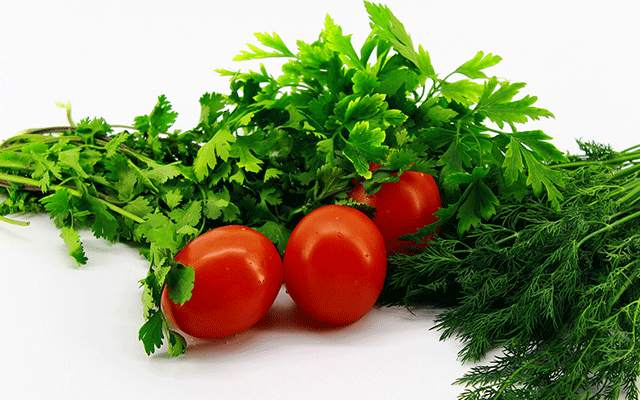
[[161, 225, 283, 339], [282, 205, 387, 325], [348, 171, 441, 255]]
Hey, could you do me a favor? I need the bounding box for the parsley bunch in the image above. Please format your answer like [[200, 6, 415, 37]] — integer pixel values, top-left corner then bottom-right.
[[4, 3, 634, 396]]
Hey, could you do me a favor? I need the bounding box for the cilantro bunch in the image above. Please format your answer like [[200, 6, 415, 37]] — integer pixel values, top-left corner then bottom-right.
[[0, 0, 563, 358], [4, 2, 637, 398]]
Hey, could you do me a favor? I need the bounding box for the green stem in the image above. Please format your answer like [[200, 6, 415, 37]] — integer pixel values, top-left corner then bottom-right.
[[0, 214, 30, 226], [0, 134, 83, 152], [576, 209, 640, 248], [551, 151, 640, 169], [492, 322, 570, 398], [621, 143, 640, 153], [0, 161, 29, 169], [612, 162, 640, 180], [0, 172, 145, 224], [617, 181, 640, 205], [93, 138, 155, 165], [612, 268, 640, 310]]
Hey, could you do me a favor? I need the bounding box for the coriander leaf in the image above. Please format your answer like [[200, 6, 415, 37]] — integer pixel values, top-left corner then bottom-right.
[[165, 261, 195, 306], [324, 14, 365, 70], [138, 310, 165, 356], [166, 330, 187, 357], [58, 148, 89, 179], [135, 94, 178, 136], [204, 188, 231, 220], [512, 130, 568, 163], [438, 136, 474, 184], [377, 67, 420, 96], [315, 164, 344, 199], [380, 109, 408, 127], [456, 179, 500, 234], [454, 51, 502, 79], [439, 79, 482, 106], [198, 92, 227, 132], [352, 70, 380, 95], [80, 193, 120, 242], [75, 117, 111, 144], [445, 165, 491, 186], [263, 168, 284, 182], [140, 282, 155, 320], [122, 196, 154, 219], [143, 162, 182, 186], [126, 159, 158, 193], [60, 226, 88, 266], [342, 121, 388, 179], [231, 141, 263, 173], [41, 188, 72, 228], [424, 104, 458, 124], [193, 128, 236, 181], [365, 1, 435, 77], [234, 32, 294, 61], [222, 201, 241, 223], [387, 148, 417, 170], [317, 136, 336, 163], [168, 201, 202, 232], [163, 189, 183, 210], [229, 168, 246, 185], [204, 187, 241, 223], [259, 187, 282, 207], [521, 150, 565, 206], [29, 150, 62, 192], [104, 131, 131, 158], [343, 94, 387, 123], [138, 213, 179, 254], [503, 136, 526, 186], [208, 161, 232, 185], [254, 220, 291, 254], [394, 129, 413, 147], [104, 153, 138, 201], [475, 77, 554, 129]]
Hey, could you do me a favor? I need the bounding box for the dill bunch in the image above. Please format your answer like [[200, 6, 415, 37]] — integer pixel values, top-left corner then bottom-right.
[[383, 143, 640, 399]]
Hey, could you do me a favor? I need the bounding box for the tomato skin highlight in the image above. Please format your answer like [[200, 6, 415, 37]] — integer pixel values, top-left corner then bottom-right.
[[348, 171, 441, 255], [161, 225, 283, 339], [282, 205, 387, 325]]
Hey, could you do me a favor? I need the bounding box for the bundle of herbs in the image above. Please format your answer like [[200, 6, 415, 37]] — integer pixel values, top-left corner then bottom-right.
[[384, 141, 640, 399], [0, 2, 638, 398]]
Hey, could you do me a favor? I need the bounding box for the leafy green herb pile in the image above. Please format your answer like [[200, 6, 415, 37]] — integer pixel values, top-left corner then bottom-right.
[[1, 2, 638, 398], [385, 140, 640, 399]]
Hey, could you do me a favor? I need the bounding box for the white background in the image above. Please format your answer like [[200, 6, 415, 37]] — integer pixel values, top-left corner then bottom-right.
[[1, 1, 639, 399]]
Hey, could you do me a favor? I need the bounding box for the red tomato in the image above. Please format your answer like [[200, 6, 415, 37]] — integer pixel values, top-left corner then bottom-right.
[[348, 171, 441, 255], [282, 205, 387, 325], [161, 225, 283, 339]]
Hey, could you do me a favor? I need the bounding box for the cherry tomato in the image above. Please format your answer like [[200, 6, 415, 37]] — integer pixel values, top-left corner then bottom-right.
[[161, 225, 283, 339], [348, 171, 441, 255], [282, 205, 387, 325]]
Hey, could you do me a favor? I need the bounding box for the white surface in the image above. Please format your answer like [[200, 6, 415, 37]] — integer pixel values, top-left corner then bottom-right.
[[1, 1, 639, 399], [0, 216, 473, 400]]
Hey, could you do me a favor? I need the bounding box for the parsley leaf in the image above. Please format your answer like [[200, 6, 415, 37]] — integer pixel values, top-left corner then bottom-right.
[[234, 32, 294, 61], [60, 226, 88, 266], [365, 1, 435, 78], [453, 51, 502, 79], [475, 77, 554, 128], [164, 261, 195, 306], [343, 121, 388, 178], [138, 310, 165, 356]]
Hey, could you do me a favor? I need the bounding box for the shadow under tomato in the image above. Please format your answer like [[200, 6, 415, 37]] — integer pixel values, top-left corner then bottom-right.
[[252, 300, 348, 333], [152, 286, 394, 363]]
